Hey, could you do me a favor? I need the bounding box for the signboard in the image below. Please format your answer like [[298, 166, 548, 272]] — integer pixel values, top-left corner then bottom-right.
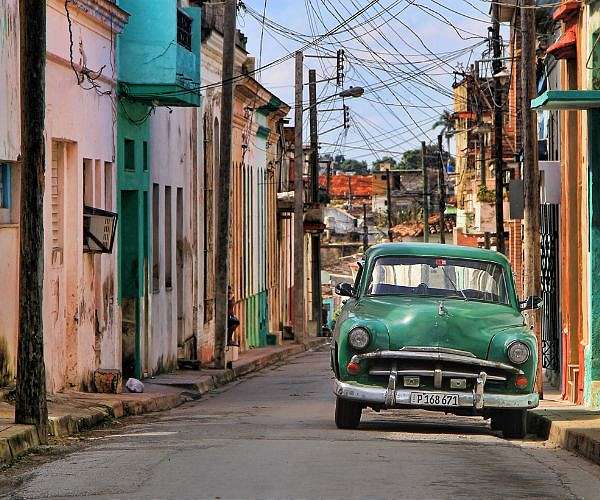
[[509, 179, 524, 220]]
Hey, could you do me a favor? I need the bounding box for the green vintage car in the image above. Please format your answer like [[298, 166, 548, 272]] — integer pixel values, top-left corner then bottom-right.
[[332, 243, 541, 439]]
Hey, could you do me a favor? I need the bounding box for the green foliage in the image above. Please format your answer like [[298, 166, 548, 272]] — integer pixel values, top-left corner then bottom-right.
[[432, 109, 456, 139], [477, 184, 496, 203], [337, 159, 369, 174]]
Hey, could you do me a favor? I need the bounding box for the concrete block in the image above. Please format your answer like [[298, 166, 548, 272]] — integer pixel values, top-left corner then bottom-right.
[[93, 369, 123, 394], [0, 425, 39, 460], [226, 346, 239, 363]]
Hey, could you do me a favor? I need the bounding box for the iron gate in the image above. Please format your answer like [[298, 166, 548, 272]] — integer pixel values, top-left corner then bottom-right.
[[540, 203, 560, 371]]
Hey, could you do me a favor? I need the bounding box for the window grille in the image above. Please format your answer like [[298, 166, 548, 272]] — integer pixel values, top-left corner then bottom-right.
[[177, 10, 192, 51]]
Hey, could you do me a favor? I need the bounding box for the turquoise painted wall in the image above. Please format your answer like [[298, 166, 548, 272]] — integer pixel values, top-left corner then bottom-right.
[[244, 292, 269, 348], [585, 7, 600, 406], [117, 1, 201, 106], [586, 109, 600, 406], [116, 101, 150, 301]]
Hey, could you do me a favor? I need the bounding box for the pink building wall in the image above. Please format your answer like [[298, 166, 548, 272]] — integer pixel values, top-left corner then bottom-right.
[[0, 0, 126, 393]]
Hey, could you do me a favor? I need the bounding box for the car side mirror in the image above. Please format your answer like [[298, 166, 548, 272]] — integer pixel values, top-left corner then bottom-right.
[[520, 295, 543, 311], [335, 283, 355, 297]]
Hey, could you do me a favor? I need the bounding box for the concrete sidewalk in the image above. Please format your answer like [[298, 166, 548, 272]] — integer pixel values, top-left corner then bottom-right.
[[0, 339, 327, 464], [528, 391, 600, 465]]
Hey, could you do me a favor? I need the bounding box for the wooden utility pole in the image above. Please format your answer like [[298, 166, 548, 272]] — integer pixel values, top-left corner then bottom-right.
[[422, 141, 429, 243], [213, 0, 236, 368], [386, 169, 393, 241], [293, 51, 306, 343], [492, 1, 506, 254], [362, 203, 369, 252], [521, 0, 543, 396], [308, 69, 322, 337], [437, 134, 446, 244], [16, 0, 49, 441], [347, 174, 352, 210]]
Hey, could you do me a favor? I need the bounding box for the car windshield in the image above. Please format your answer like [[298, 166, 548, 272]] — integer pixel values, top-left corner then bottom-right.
[[366, 256, 510, 305]]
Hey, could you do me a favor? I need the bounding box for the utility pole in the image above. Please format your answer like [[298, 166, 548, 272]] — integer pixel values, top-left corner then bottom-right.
[[362, 203, 369, 252], [16, 0, 49, 441], [422, 141, 429, 243], [386, 169, 393, 242], [521, 0, 542, 396], [492, 1, 506, 254], [437, 134, 446, 244], [213, 0, 236, 369], [347, 174, 352, 211], [293, 51, 306, 344], [308, 69, 322, 337]]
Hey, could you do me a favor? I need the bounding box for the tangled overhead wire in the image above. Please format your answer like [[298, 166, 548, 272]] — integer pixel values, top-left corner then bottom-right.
[[64, 0, 111, 96]]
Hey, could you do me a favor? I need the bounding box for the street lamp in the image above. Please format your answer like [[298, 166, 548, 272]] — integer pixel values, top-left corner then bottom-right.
[[338, 86, 364, 99], [304, 86, 365, 111]]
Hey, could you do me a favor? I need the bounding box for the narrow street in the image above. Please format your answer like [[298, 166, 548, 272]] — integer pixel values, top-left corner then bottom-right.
[[4, 347, 600, 500]]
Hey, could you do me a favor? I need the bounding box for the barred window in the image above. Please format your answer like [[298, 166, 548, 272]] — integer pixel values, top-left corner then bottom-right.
[[177, 10, 192, 51]]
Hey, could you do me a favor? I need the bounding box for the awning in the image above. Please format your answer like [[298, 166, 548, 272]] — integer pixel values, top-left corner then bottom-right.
[[552, 1, 579, 21], [546, 24, 576, 60], [531, 90, 600, 110]]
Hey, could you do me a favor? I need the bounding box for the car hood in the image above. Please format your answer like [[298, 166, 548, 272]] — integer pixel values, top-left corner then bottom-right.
[[352, 295, 525, 359]]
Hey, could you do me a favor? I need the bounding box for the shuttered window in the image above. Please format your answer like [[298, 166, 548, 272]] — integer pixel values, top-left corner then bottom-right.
[[0, 163, 10, 209]]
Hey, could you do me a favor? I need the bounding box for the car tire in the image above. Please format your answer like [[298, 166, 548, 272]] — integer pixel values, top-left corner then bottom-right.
[[490, 412, 503, 431], [500, 409, 527, 439], [335, 397, 362, 429]]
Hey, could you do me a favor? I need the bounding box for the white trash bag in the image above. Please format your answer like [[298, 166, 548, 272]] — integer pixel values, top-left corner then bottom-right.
[[125, 377, 144, 393]]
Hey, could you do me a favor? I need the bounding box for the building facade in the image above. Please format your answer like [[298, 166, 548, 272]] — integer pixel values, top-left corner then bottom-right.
[[0, 0, 128, 392]]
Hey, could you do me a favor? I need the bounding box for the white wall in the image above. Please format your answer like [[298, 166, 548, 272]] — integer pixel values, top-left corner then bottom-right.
[[148, 106, 196, 373]]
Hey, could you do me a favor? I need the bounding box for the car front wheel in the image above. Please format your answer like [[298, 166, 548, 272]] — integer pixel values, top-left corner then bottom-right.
[[335, 397, 362, 429], [499, 409, 527, 439]]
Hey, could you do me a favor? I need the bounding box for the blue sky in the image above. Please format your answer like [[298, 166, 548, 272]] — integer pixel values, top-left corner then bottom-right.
[[237, 0, 498, 165]]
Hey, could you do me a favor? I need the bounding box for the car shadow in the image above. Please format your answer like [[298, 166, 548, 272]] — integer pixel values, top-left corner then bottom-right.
[[358, 417, 494, 436]]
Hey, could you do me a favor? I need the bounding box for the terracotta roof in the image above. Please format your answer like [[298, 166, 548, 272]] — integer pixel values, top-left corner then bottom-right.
[[390, 213, 455, 238], [319, 175, 372, 198]]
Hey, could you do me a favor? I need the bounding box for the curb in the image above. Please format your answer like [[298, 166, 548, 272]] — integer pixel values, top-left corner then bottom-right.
[[0, 339, 328, 465], [528, 409, 600, 465]]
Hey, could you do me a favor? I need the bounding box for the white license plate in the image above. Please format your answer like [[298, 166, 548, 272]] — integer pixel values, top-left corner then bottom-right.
[[410, 392, 460, 406]]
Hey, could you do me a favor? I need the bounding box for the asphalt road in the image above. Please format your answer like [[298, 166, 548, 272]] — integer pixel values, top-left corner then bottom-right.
[[4, 346, 600, 499]]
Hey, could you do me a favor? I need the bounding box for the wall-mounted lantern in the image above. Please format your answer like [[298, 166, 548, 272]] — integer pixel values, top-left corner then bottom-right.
[[83, 206, 118, 253]]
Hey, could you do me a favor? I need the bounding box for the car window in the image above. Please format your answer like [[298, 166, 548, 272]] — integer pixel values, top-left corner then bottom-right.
[[366, 256, 510, 305]]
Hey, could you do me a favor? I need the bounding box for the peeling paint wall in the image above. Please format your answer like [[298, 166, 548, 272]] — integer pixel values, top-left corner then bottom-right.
[[147, 106, 196, 375], [43, 0, 121, 392], [0, 0, 20, 386], [0, 0, 20, 162], [0, 0, 122, 393]]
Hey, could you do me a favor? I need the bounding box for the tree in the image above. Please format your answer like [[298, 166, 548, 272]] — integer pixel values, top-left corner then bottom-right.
[[397, 145, 454, 171], [337, 159, 369, 174], [432, 110, 456, 167]]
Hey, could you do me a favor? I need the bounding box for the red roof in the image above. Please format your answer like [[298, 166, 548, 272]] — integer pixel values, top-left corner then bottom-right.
[[547, 24, 577, 60], [552, 1, 579, 21], [319, 175, 372, 198]]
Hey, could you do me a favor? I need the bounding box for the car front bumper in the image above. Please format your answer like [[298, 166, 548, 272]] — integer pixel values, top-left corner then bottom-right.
[[333, 379, 539, 410]]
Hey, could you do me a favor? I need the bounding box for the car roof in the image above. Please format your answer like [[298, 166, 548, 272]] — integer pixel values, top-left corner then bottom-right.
[[365, 242, 511, 268]]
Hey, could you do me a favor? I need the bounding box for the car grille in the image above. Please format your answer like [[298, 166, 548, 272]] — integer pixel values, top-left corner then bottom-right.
[[352, 347, 519, 391]]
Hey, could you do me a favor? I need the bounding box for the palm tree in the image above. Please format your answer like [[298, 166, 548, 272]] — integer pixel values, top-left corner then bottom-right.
[[432, 110, 456, 169]]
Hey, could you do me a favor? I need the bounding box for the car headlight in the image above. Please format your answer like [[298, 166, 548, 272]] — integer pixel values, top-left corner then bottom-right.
[[348, 327, 371, 351], [507, 341, 530, 365]]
